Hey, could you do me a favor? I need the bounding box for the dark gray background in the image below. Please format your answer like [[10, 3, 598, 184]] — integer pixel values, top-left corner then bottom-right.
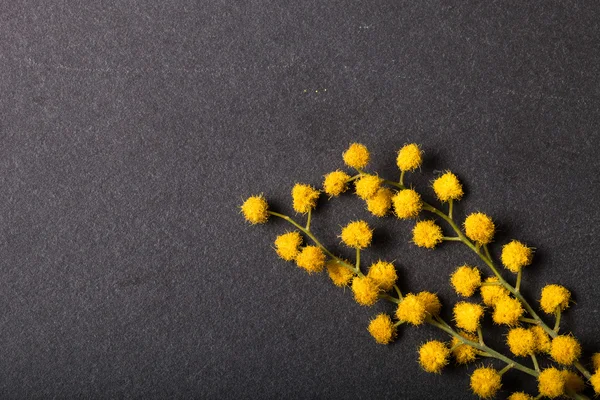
[[1, 1, 599, 399]]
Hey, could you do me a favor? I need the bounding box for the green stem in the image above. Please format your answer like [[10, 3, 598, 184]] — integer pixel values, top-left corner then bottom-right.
[[442, 236, 462, 241], [574, 361, 592, 379], [553, 309, 561, 333], [481, 281, 501, 287], [393, 284, 404, 300], [483, 245, 492, 264], [356, 248, 361, 273], [383, 180, 405, 190], [380, 294, 400, 304], [306, 209, 312, 231], [346, 174, 361, 183], [268, 211, 360, 275], [477, 327, 485, 345], [519, 317, 539, 325], [516, 269, 522, 293], [531, 353, 540, 372], [448, 199, 453, 219], [426, 317, 538, 377], [499, 363, 514, 376], [400, 171, 405, 186]]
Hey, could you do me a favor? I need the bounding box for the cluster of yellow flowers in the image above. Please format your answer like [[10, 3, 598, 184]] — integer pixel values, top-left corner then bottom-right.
[[240, 142, 599, 399]]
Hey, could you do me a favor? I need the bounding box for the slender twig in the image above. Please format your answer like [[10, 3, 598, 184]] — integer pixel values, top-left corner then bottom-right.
[[554, 309, 561, 333]]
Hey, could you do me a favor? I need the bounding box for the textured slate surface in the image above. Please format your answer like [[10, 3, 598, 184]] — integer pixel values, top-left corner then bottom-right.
[[1, 1, 599, 399]]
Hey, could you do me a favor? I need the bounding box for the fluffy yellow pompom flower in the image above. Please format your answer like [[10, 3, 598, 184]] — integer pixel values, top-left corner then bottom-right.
[[501, 240, 534, 273], [412, 220, 443, 249], [592, 352, 600, 371], [392, 189, 423, 219], [550, 335, 581, 365], [292, 183, 320, 214], [274, 231, 303, 261], [451, 331, 478, 364], [453, 302, 484, 332], [418, 340, 450, 373], [417, 291, 442, 316], [464, 212, 495, 245], [366, 187, 393, 217], [470, 367, 502, 399], [506, 327, 536, 356], [240, 195, 269, 224], [323, 170, 351, 197], [326, 260, 354, 287], [340, 220, 373, 249], [396, 294, 427, 326], [480, 277, 510, 307], [508, 392, 533, 400], [368, 314, 396, 344], [492, 296, 523, 326], [538, 368, 565, 398], [355, 174, 382, 201], [591, 370, 600, 395], [561, 370, 585, 393], [351, 276, 379, 306], [295, 246, 326, 273], [450, 265, 482, 297], [432, 171, 463, 202], [367, 260, 397, 291], [530, 325, 551, 353], [540, 284, 571, 314], [343, 143, 370, 169], [396, 143, 422, 172]]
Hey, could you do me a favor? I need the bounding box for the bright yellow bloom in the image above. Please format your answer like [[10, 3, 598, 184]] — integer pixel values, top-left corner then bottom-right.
[[368, 314, 396, 344], [591, 370, 600, 395], [355, 174, 382, 200], [323, 170, 350, 197], [540, 284, 571, 314], [470, 367, 502, 399], [432, 171, 463, 202], [367, 260, 397, 291], [508, 392, 533, 400], [240, 195, 269, 224], [492, 296, 523, 326], [450, 265, 482, 297], [326, 260, 354, 287], [561, 370, 585, 393], [351, 276, 379, 306], [340, 220, 373, 249], [453, 302, 484, 332], [451, 331, 478, 364], [417, 291, 441, 316], [592, 352, 600, 371], [392, 189, 422, 219], [274, 231, 303, 261], [292, 183, 320, 214], [480, 277, 510, 307], [501, 240, 534, 273], [550, 335, 581, 365], [295, 246, 326, 273], [506, 327, 536, 356], [464, 212, 495, 245], [396, 143, 422, 172], [418, 340, 450, 373], [412, 220, 443, 249], [343, 143, 370, 169], [396, 294, 427, 326], [530, 325, 551, 353], [366, 187, 393, 217], [538, 368, 565, 398]]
